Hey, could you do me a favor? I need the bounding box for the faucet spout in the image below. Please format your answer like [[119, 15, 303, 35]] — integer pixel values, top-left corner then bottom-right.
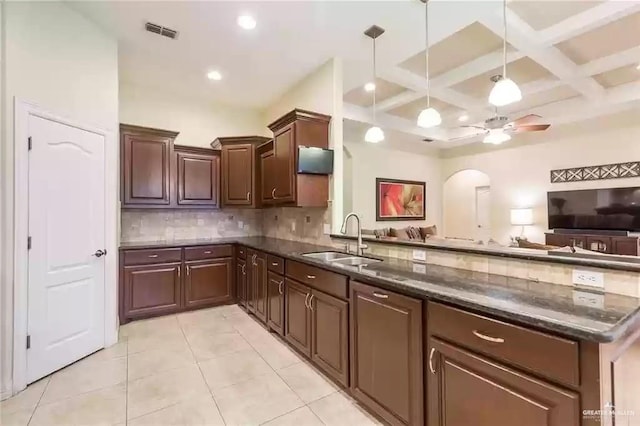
[[340, 212, 366, 255]]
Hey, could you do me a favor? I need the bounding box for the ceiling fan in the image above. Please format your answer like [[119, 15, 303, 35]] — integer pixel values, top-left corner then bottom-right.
[[452, 112, 551, 144]]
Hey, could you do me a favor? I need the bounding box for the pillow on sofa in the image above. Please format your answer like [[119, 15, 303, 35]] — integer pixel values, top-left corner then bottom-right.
[[407, 226, 422, 240], [389, 227, 411, 240], [419, 225, 437, 239], [373, 228, 390, 238]]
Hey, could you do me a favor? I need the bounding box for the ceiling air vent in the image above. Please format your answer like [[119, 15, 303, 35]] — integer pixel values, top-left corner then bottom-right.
[[145, 22, 178, 39], [422, 138, 434, 143]]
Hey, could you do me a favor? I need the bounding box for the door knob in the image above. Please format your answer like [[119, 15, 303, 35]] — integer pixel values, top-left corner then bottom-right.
[[93, 249, 107, 258]]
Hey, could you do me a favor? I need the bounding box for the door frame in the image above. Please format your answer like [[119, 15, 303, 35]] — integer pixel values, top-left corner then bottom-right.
[[12, 99, 118, 394]]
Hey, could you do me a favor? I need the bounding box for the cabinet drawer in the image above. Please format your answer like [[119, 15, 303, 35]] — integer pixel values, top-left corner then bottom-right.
[[185, 245, 232, 261], [428, 302, 579, 387], [123, 248, 182, 266], [286, 260, 347, 299], [267, 254, 284, 274], [236, 246, 247, 260]]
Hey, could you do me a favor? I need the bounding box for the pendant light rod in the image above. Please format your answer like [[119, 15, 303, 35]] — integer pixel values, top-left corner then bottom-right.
[[364, 25, 385, 122], [425, 0, 430, 108], [502, 0, 507, 78]]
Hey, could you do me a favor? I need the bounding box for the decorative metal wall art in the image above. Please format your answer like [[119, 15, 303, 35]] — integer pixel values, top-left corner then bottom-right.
[[550, 162, 640, 183]]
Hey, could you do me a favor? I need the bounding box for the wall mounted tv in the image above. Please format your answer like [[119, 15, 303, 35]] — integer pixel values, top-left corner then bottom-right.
[[547, 187, 640, 232]]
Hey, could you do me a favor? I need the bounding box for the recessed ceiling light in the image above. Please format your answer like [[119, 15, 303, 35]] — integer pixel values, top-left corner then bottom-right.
[[207, 70, 222, 81], [364, 82, 376, 92], [458, 114, 469, 122], [237, 15, 256, 30]]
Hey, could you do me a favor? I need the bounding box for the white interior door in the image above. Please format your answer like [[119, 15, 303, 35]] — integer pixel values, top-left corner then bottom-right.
[[27, 115, 106, 383], [475, 186, 491, 242]]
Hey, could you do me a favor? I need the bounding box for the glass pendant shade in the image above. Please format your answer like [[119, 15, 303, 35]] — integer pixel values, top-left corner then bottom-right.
[[365, 126, 385, 143], [483, 129, 511, 145], [489, 77, 522, 107], [417, 107, 442, 128]]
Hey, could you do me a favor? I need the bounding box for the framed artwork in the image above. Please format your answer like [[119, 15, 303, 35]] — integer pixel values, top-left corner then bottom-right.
[[376, 178, 426, 221]]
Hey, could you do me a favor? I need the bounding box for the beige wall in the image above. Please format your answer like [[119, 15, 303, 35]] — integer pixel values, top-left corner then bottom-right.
[[344, 142, 442, 232], [119, 83, 267, 147], [442, 124, 640, 244], [443, 169, 491, 240], [1, 1, 119, 398]]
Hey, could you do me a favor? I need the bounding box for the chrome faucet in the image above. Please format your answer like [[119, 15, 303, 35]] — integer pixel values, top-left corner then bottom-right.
[[340, 212, 368, 255]]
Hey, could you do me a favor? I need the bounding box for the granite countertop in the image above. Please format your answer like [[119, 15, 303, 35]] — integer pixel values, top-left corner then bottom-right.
[[120, 237, 640, 343]]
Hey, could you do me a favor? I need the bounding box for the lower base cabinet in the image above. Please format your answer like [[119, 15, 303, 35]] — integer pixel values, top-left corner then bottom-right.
[[427, 337, 580, 426], [236, 258, 247, 309], [350, 281, 424, 426], [284, 279, 312, 355], [267, 271, 285, 335], [184, 258, 233, 308], [123, 263, 182, 319]]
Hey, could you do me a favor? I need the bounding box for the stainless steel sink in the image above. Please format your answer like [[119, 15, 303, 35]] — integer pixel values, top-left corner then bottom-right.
[[302, 251, 354, 261], [330, 257, 382, 266]]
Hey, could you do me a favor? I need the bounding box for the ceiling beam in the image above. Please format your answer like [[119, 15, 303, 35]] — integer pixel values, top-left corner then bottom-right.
[[579, 45, 640, 77]]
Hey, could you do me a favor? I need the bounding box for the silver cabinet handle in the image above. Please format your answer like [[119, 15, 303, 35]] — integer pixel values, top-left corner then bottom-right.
[[203, 250, 212, 254], [272, 188, 278, 199], [472, 330, 505, 344], [304, 293, 310, 309], [429, 348, 436, 374], [186, 266, 190, 276], [309, 294, 314, 311], [148, 254, 159, 258], [241, 264, 246, 274], [306, 275, 316, 280], [271, 262, 279, 266], [373, 292, 388, 299], [177, 267, 181, 278], [278, 281, 284, 295], [246, 191, 251, 201]]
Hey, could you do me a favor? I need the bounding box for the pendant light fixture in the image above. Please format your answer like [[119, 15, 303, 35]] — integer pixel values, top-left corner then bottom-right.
[[364, 25, 385, 143], [488, 0, 522, 107], [417, 0, 441, 128]]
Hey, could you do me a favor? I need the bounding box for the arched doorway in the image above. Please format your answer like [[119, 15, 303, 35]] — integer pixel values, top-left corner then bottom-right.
[[443, 169, 491, 241]]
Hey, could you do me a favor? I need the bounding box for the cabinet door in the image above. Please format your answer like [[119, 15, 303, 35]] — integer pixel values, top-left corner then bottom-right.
[[427, 337, 579, 426], [260, 149, 276, 204], [267, 272, 285, 336], [122, 134, 171, 205], [586, 236, 612, 253], [222, 144, 253, 206], [273, 124, 295, 203], [177, 151, 219, 207], [285, 279, 312, 357], [545, 233, 567, 247], [612, 237, 639, 255], [184, 258, 233, 308], [123, 263, 181, 319], [311, 289, 349, 386], [236, 258, 247, 308], [350, 281, 423, 426], [254, 252, 268, 323], [246, 250, 256, 313]]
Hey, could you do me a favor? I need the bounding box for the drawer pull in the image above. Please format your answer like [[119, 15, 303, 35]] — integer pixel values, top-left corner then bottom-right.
[[306, 275, 316, 280], [429, 348, 436, 374], [203, 251, 212, 254], [148, 254, 159, 258], [373, 292, 389, 299], [472, 330, 505, 344], [271, 262, 279, 266]]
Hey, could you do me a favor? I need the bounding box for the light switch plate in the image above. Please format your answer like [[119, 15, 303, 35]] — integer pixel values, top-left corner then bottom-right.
[[572, 289, 605, 309], [412, 263, 427, 274], [572, 269, 605, 289], [412, 250, 427, 262]]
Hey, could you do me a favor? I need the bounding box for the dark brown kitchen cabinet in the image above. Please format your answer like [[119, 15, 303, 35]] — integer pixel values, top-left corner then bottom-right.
[[212, 136, 270, 208], [285, 278, 312, 356], [350, 281, 423, 426], [175, 146, 220, 207], [121, 124, 177, 206], [236, 258, 247, 309], [310, 289, 349, 386], [427, 337, 580, 426], [267, 271, 285, 336], [264, 109, 331, 207], [123, 262, 182, 319], [246, 249, 268, 323], [184, 258, 233, 308]]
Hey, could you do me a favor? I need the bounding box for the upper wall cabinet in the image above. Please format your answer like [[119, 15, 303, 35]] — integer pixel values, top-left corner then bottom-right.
[[263, 109, 331, 207], [212, 136, 270, 208], [121, 124, 177, 206], [121, 124, 220, 209]]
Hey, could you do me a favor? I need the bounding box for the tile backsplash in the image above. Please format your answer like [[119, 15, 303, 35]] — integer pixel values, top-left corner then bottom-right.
[[262, 207, 332, 245]]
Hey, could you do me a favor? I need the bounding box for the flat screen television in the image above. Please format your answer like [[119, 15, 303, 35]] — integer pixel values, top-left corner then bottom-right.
[[547, 187, 640, 231], [297, 146, 334, 175]]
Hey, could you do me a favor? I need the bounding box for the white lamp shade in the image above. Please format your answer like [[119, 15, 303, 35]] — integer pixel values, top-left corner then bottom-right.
[[483, 129, 511, 144], [511, 208, 533, 226], [364, 126, 385, 143], [488, 77, 522, 107], [417, 107, 442, 128]]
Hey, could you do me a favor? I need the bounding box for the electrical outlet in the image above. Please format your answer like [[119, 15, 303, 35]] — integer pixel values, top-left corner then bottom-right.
[[572, 289, 605, 309], [412, 263, 427, 274], [291, 221, 296, 232], [412, 250, 427, 262], [323, 223, 331, 235], [237, 221, 244, 229], [572, 269, 604, 289]]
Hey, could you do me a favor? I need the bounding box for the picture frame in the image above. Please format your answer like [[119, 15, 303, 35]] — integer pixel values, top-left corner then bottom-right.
[[375, 178, 426, 221]]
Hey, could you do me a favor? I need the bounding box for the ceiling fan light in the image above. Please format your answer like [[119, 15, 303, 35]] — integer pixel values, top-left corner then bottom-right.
[[365, 126, 385, 143], [417, 107, 442, 128], [483, 129, 511, 145], [488, 78, 522, 107]]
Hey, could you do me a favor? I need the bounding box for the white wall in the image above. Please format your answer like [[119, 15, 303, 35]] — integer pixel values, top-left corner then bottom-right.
[[1, 1, 118, 398], [344, 142, 442, 231], [120, 83, 267, 147], [443, 170, 490, 240], [442, 125, 640, 244]]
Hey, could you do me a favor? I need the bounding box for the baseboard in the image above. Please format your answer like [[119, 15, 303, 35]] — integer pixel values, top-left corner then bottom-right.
[[1, 384, 14, 401]]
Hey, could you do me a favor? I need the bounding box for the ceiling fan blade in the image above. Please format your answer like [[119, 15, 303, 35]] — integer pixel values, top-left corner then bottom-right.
[[511, 114, 542, 126], [448, 130, 488, 141], [460, 125, 487, 130], [512, 124, 550, 133]]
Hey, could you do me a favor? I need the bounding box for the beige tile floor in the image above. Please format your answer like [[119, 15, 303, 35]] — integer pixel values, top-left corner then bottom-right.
[[1, 305, 382, 426]]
